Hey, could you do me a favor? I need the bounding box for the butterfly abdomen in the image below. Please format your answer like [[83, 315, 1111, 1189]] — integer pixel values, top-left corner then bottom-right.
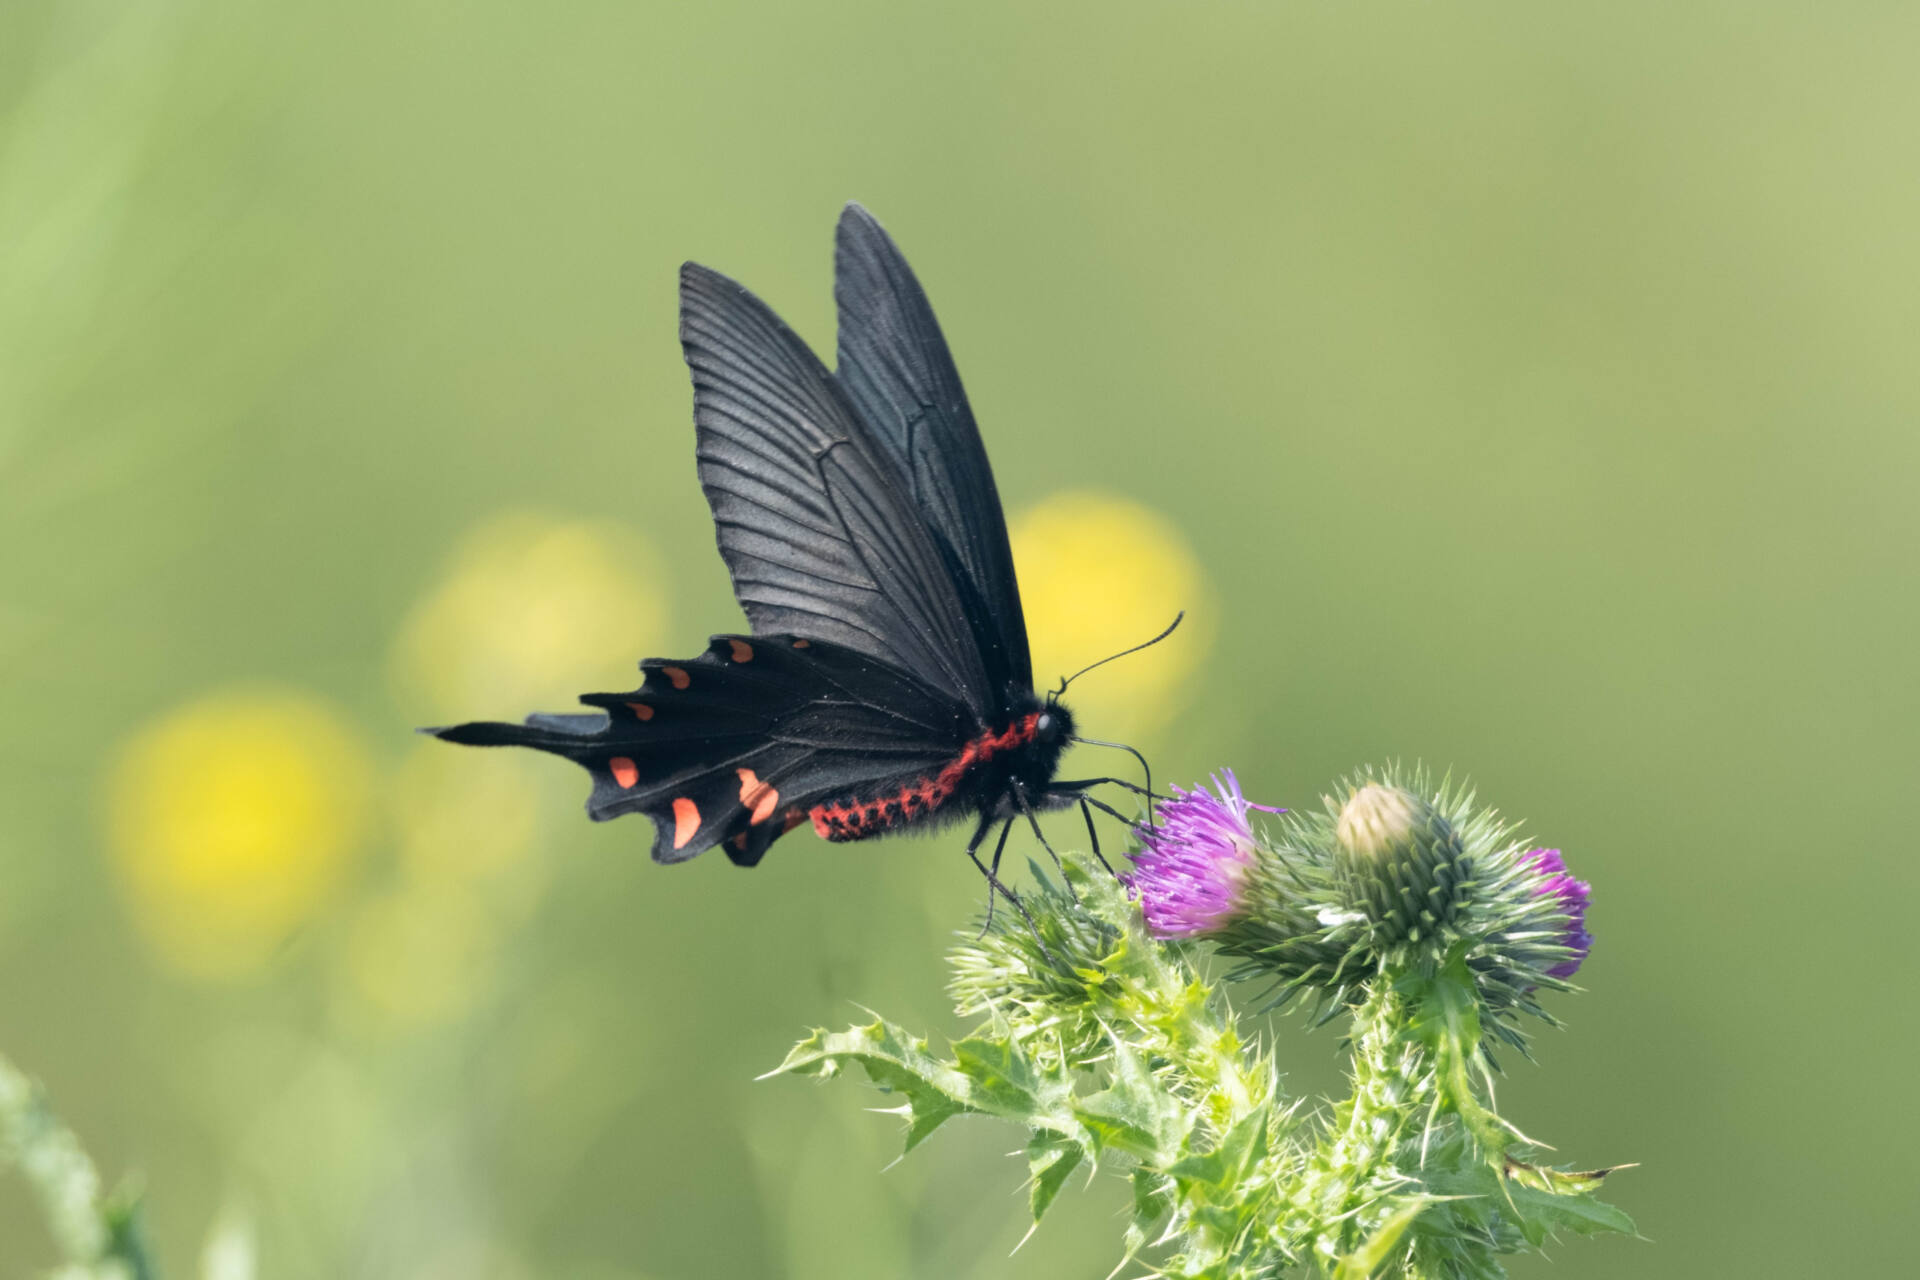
[[809, 711, 1046, 841]]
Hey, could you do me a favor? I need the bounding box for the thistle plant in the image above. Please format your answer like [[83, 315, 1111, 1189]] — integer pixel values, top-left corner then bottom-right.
[[0, 1052, 159, 1280], [772, 764, 1633, 1278]]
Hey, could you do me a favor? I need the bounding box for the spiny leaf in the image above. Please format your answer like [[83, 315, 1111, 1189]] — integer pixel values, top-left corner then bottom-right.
[[1426, 1157, 1636, 1248], [1333, 1197, 1431, 1279], [1073, 1033, 1187, 1162], [951, 1031, 1070, 1123], [1026, 1131, 1084, 1223], [769, 1020, 978, 1152], [1165, 1105, 1270, 1200], [1124, 1167, 1175, 1261], [1505, 1155, 1634, 1197], [1504, 1182, 1638, 1244]]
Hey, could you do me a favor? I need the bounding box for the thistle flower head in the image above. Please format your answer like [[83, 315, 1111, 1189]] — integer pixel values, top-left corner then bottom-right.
[[1521, 848, 1593, 979], [1126, 770, 1279, 939]]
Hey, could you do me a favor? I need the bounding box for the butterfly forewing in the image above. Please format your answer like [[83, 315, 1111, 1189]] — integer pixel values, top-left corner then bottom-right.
[[833, 204, 1033, 695], [681, 263, 994, 720]]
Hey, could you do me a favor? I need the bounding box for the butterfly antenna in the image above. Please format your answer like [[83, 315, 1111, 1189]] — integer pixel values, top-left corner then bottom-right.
[[1054, 611, 1185, 697]]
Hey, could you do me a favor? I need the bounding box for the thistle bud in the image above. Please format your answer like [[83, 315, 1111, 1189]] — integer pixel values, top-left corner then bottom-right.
[[1333, 783, 1471, 945]]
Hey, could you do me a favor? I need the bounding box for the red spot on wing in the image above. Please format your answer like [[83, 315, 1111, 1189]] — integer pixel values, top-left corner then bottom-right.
[[735, 768, 781, 824], [626, 702, 654, 721], [791, 638, 810, 648], [732, 832, 749, 853], [662, 666, 690, 690], [728, 639, 754, 663], [609, 757, 639, 789], [671, 797, 700, 849]]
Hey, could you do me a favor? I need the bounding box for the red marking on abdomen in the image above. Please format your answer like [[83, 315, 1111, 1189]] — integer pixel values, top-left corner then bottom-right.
[[809, 714, 1040, 842]]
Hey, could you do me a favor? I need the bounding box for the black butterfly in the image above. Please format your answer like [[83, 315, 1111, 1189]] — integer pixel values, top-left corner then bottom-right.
[[433, 204, 1158, 901]]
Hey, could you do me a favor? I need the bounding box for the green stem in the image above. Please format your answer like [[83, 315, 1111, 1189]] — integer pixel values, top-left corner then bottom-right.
[[1406, 949, 1529, 1159], [1298, 981, 1431, 1268]]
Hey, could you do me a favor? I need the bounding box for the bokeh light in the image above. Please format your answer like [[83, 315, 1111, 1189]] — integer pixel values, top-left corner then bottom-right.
[[333, 743, 551, 1031], [1011, 490, 1214, 741], [390, 739, 544, 903], [106, 689, 373, 981], [390, 513, 673, 723], [340, 880, 496, 1029]]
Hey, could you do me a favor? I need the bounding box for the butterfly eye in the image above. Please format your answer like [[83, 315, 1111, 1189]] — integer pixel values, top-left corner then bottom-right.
[[1037, 713, 1053, 733]]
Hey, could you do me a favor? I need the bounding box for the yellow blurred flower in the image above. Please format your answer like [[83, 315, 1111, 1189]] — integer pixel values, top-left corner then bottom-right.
[[107, 689, 372, 980], [1010, 490, 1213, 741], [390, 512, 673, 723]]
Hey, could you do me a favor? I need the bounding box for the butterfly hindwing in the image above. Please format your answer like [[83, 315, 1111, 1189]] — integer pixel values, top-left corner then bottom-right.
[[435, 636, 972, 865], [833, 203, 1033, 695], [680, 263, 995, 720]]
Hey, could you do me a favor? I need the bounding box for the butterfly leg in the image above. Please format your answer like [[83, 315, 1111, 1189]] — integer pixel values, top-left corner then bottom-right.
[[1013, 783, 1078, 904], [1052, 776, 1168, 848], [1072, 790, 1139, 828], [975, 817, 1016, 940], [964, 811, 1051, 958], [987, 814, 1015, 881], [1077, 798, 1116, 877], [1066, 735, 1158, 825], [1070, 790, 1142, 878], [1053, 776, 1170, 802]]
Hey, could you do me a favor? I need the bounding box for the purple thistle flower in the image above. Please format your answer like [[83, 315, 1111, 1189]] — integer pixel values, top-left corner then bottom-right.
[[1523, 848, 1593, 978], [1126, 770, 1282, 939]]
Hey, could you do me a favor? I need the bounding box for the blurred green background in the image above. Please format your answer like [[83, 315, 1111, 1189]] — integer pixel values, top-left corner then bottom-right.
[[4, 2, 1915, 1276]]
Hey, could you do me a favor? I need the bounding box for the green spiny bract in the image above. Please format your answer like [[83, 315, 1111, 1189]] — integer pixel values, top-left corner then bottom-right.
[[1334, 781, 1473, 945]]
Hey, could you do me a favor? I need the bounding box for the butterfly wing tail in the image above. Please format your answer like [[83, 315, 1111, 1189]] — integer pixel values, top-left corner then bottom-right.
[[428, 715, 607, 750], [434, 706, 764, 865], [430, 635, 971, 867]]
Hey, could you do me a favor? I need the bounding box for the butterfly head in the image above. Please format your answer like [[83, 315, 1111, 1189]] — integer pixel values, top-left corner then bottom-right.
[[1033, 697, 1075, 750]]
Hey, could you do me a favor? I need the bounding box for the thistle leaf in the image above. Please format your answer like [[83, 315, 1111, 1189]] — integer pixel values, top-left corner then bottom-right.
[[770, 1020, 979, 1152], [1072, 1034, 1186, 1162], [1026, 1131, 1084, 1222], [951, 1032, 1072, 1124], [1125, 1167, 1175, 1259], [1504, 1182, 1639, 1244], [1333, 1198, 1431, 1279]]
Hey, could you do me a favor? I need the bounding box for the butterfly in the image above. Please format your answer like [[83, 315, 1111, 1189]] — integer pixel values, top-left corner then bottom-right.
[[432, 204, 1162, 900]]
